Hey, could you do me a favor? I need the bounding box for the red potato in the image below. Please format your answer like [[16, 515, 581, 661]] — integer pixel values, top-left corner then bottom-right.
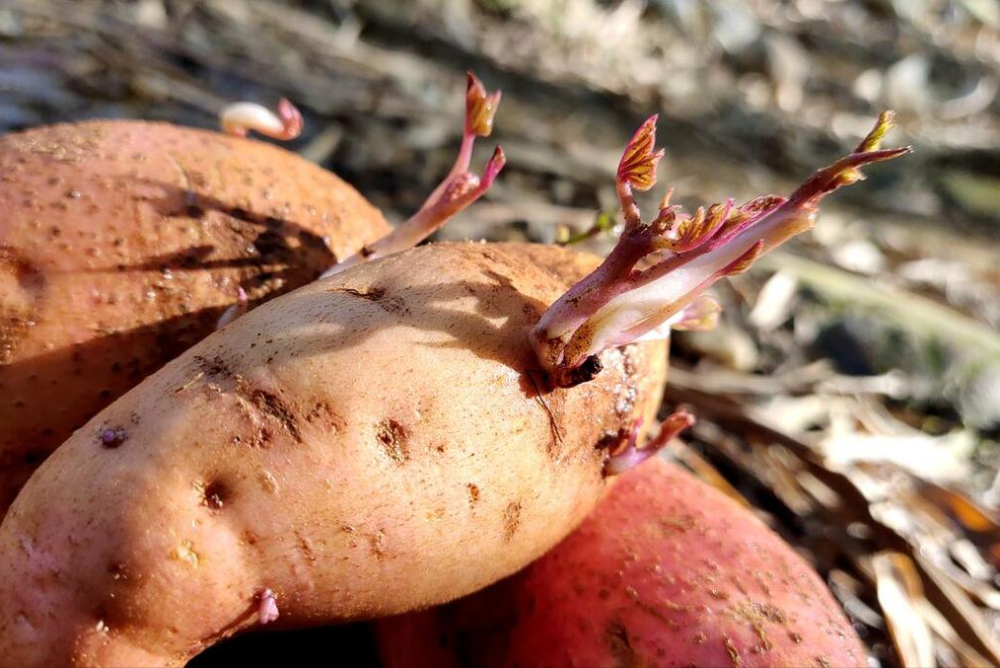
[[376, 457, 866, 668], [0, 241, 668, 667], [0, 112, 389, 513]]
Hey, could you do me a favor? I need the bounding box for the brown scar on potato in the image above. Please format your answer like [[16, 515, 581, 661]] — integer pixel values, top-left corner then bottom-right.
[[327, 286, 407, 315], [0, 247, 46, 364], [626, 586, 679, 629], [466, 484, 480, 508], [724, 636, 742, 668], [188, 361, 304, 444], [295, 530, 318, 563], [328, 286, 386, 301], [502, 501, 521, 542], [246, 387, 302, 443], [202, 479, 229, 510], [658, 514, 697, 534], [605, 619, 645, 668], [304, 400, 346, 432], [370, 530, 387, 559], [375, 419, 409, 463], [730, 599, 788, 626]]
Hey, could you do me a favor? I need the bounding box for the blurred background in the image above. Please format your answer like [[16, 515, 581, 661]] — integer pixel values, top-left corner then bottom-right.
[[2, 0, 1000, 665]]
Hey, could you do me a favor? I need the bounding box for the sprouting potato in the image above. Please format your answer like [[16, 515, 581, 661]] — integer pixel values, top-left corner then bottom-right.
[[0, 72, 905, 666]]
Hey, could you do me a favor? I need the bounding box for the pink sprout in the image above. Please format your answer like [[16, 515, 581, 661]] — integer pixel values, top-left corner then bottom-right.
[[100, 427, 127, 448], [532, 112, 910, 387], [322, 72, 505, 278], [258, 589, 279, 625], [604, 410, 695, 476]]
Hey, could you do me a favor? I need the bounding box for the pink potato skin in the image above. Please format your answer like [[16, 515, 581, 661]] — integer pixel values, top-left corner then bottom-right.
[[0, 120, 389, 516], [377, 457, 866, 668]]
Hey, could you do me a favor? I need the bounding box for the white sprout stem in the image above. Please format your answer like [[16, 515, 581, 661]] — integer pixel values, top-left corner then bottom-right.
[[585, 203, 811, 354], [220, 99, 303, 140], [616, 294, 719, 345]]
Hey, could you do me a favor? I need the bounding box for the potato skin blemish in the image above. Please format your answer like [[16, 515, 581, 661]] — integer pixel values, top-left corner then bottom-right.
[[99, 428, 127, 449]]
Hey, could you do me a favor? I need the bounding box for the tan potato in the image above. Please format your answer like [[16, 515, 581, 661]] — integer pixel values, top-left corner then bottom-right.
[[0, 120, 389, 513], [0, 241, 667, 667]]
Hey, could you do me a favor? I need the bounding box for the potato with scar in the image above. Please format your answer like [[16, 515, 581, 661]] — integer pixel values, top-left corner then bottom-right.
[[0, 76, 906, 666]]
